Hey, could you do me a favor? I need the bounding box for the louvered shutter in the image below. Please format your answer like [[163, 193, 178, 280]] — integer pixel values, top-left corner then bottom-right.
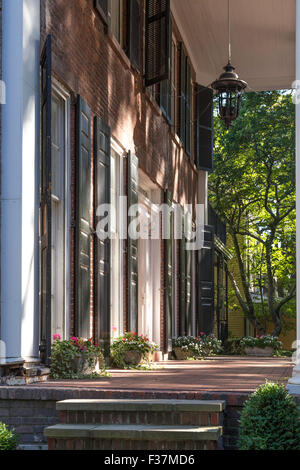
[[179, 223, 186, 336], [197, 226, 215, 335], [159, 17, 172, 123], [40, 35, 52, 365], [195, 84, 214, 171], [165, 191, 173, 351], [127, 152, 139, 333], [94, 117, 111, 349], [75, 96, 92, 338], [127, 0, 141, 70], [145, 0, 171, 87], [179, 44, 186, 145], [94, 0, 109, 26], [185, 236, 192, 336], [186, 60, 191, 156]]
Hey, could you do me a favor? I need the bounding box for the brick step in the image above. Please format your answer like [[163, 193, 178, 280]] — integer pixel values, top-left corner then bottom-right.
[[57, 399, 225, 427], [45, 424, 223, 450]]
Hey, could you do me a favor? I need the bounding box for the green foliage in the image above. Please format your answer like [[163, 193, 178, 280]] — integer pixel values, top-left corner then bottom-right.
[[50, 336, 106, 379], [0, 422, 18, 450], [210, 91, 296, 335], [172, 334, 223, 358], [240, 335, 282, 350], [238, 382, 300, 450], [110, 332, 158, 369], [223, 337, 243, 355]]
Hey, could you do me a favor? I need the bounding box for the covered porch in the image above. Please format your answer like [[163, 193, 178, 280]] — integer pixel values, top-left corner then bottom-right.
[[172, 0, 299, 392]]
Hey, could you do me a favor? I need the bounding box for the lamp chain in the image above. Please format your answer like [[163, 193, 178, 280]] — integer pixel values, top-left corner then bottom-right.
[[228, 0, 232, 64]]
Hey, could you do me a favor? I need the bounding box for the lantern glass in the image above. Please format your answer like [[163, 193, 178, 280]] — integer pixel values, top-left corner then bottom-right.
[[218, 89, 242, 129]]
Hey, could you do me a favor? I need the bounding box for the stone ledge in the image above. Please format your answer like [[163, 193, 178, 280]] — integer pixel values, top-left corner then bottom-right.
[[45, 424, 222, 441], [56, 399, 226, 413]]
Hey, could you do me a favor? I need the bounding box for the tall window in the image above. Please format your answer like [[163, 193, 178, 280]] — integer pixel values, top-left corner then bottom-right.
[[110, 147, 123, 338], [110, 0, 124, 47], [49, 85, 70, 340]]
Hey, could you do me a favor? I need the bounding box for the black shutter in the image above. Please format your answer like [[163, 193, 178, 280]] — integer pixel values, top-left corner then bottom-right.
[[75, 96, 92, 339], [197, 226, 215, 335], [185, 240, 192, 336], [186, 61, 191, 156], [179, 44, 187, 145], [179, 221, 186, 336], [127, 0, 141, 70], [159, 17, 172, 124], [94, 117, 111, 350], [127, 152, 139, 333], [165, 190, 173, 351], [145, 0, 171, 87], [40, 35, 52, 365], [94, 0, 109, 26], [195, 84, 214, 171]]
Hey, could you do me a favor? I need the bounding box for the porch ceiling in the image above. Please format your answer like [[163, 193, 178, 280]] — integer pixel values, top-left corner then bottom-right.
[[171, 0, 296, 92]]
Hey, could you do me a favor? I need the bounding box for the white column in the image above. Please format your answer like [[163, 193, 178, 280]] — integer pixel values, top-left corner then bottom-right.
[[287, 0, 300, 395], [0, 0, 40, 364]]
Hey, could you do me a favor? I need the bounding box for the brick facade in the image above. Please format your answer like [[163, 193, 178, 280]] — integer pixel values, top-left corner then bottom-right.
[[40, 0, 206, 349]]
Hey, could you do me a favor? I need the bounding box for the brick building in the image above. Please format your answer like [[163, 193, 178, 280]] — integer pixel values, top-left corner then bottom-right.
[[2, 0, 298, 392], [0, 0, 216, 369]]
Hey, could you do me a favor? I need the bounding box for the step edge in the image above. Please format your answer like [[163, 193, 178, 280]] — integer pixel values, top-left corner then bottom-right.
[[44, 424, 223, 441], [56, 399, 226, 412]]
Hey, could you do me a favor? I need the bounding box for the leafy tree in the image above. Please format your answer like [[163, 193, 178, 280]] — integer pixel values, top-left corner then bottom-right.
[[209, 91, 295, 336]]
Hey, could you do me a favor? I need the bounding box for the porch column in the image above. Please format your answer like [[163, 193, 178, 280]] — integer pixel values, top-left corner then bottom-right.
[[287, 0, 300, 395], [0, 0, 40, 364]]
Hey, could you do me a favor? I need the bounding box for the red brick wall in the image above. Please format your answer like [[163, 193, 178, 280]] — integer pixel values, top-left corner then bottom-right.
[[41, 0, 206, 348]]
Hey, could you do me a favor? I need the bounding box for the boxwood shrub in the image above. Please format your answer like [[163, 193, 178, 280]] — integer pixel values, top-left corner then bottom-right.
[[0, 422, 18, 450], [238, 382, 300, 450]]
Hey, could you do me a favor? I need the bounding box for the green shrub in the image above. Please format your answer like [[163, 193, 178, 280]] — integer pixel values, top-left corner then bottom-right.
[[223, 337, 243, 355], [0, 422, 18, 450], [238, 382, 300, 450]]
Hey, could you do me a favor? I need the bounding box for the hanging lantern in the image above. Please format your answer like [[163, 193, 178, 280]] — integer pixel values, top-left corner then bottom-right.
[[211, 0, 248, 129], [211, 62, 247, 129]]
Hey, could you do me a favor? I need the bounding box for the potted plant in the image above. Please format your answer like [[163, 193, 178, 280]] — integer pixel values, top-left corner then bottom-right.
[[172, 334, 222, 360], [240, 335, 282, 357], [111, 332, 158, 368], [50, 335, 106, 379]]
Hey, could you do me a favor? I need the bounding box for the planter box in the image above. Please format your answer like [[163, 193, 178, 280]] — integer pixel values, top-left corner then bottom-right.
[[173, 347, 195, 360], [244, 346, 274, 357]]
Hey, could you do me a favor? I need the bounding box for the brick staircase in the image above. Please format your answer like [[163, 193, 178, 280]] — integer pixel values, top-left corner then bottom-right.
[[44, 399, 225, 450]]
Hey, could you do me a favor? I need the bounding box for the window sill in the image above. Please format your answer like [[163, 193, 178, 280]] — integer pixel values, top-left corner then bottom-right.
[[106, 30, 132, 73], [145, 92, 163, 118]]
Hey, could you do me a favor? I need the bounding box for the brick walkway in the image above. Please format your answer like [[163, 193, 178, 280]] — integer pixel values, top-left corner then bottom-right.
[[35, 356, 293, 394]]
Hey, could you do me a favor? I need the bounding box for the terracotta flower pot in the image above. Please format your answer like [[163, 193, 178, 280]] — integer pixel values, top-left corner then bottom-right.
[[173, 347, 195, 360], [244, 346, 274, 357]]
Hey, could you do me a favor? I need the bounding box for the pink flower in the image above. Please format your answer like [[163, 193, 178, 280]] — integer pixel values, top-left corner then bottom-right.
[[200, 332, 205, 336], [112, 326, 117, 332], [53, 334, 61, 341]]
